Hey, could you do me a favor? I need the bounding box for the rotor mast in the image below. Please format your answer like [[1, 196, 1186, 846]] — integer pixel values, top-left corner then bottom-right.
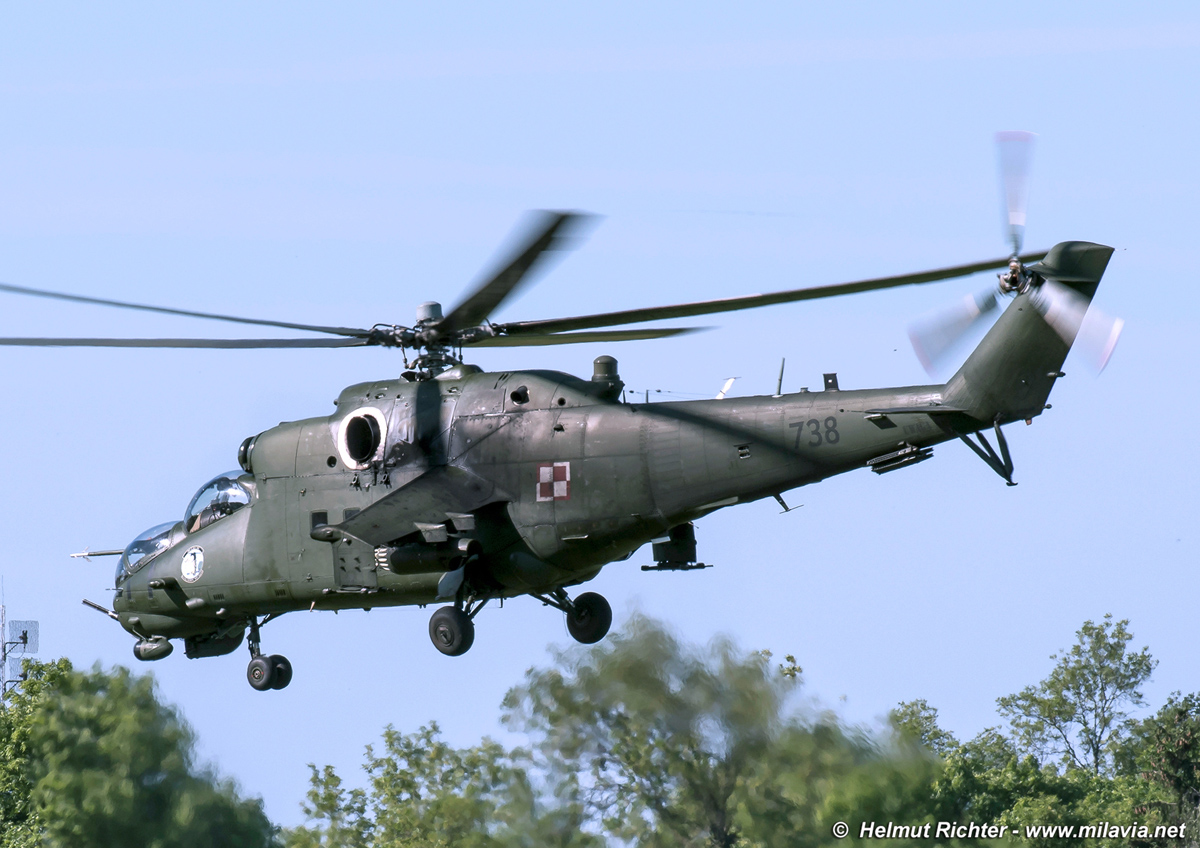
[[409, 301, 464, 377]]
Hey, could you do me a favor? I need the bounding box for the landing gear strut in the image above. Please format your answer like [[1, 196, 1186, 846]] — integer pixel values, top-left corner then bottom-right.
[[245, 614, 291, 691], [956, 415, 1018, 486], [428, 596, 489, 657], [534, 588, 613, 645]]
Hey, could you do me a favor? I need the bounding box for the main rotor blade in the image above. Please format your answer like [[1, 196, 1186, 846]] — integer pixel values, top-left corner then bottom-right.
[[436, 211, 596, 336], [467, 327, 702, 347], [908, 288, 1001, 374], [997, 131, 1036, 256], [0, 337, 370, 348], [0, 282, 374, 338], [495, 251, 1047, 336]]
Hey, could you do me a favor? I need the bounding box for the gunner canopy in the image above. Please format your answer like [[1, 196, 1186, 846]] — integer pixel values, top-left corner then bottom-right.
[[117, 521, 177, 584]]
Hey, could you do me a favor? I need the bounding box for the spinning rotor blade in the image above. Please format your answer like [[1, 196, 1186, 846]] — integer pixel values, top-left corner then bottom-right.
[[1030, 279, 1124, 373], [0, 282, 373, 338], [997, 131, 1036, 256], [494, 251, 1047, 337], [1032, 279, 1089, 344], [909, 132, 1047, 375], [467, 327, 702, 347], [437, 211, 596, 336], [0, 337, 370, 348], [908, 288, 1000, 373], [1076, 307, 1124, 373]]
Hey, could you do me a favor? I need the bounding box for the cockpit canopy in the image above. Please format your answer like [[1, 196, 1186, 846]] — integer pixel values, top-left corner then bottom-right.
[[185, 471, 252, 533], [117, 521, 178, 584]]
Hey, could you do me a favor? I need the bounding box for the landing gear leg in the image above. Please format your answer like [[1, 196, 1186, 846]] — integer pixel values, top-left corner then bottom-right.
[[534, 588, 613, 645], [245, 615, 291, 691], [956, 415, 1017, 486]]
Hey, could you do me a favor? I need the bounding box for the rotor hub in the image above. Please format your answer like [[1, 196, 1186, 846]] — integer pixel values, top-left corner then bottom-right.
[[415, 301, 444, 324], [998, 258, 1033, 295]]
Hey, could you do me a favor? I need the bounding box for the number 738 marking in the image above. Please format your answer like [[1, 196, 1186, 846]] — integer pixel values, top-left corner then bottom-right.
[[790, 416, 840, 449]]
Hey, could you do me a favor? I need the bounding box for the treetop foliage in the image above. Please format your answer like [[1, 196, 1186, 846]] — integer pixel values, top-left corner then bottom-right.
[[0, 659, 276, 848], [5, 613, 1199, 848], [996, 615, 1156, 775]]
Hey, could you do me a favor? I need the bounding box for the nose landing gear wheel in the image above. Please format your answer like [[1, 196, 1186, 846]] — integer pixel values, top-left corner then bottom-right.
[[247, 655, 275, 691], [429, 606, 475, 656], [566, 592, 612, 644]]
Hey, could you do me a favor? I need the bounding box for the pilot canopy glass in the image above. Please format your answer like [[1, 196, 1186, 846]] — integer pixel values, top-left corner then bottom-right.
[[118, 521, 177, 583], [185, 471, 252, 533]]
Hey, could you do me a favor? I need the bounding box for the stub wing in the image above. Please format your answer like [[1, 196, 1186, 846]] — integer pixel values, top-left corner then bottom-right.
[[338, 465, 507, 547]]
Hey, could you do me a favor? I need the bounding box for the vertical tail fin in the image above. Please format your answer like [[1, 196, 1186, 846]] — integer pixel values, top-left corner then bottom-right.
[[942, 241, 1114, 424]]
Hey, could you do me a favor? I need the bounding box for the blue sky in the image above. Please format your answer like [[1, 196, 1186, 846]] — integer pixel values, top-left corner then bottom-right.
[[1, 3, 1197, 825]]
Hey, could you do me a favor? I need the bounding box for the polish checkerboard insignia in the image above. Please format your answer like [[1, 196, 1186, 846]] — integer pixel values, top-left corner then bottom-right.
[[536, 462, 571, 502]]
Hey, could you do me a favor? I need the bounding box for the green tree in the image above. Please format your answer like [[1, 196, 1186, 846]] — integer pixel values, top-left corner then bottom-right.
[[890, 699, 961, 758], [284, 723, 600, 848], [285, 614, 1186, 847], [750, 720, 950, 848], [933, 737, 1166, 848], [1115, 692, 1200, 838], [1131, 693, 1200, 800], [501, 616, 966, 848], [0, 659, 277, 848], [285, 765, 372, 848], [997, 615, 1156, 775], [365, 724, 523, 847], [502, 616, 801, 848], [0, 658, 72, 848]]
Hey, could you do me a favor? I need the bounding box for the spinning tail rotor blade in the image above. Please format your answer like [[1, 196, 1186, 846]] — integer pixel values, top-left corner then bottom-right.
[[1031, 279, 1124, 373], [908, 288, 1000, 374], [997, 131, 1036, 256], [1031, 279, 1089, 344], [1077, 307, 1124, 373]]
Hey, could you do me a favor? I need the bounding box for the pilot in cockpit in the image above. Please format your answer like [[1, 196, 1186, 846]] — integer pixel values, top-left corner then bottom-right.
[[185, 473, 251, 534]]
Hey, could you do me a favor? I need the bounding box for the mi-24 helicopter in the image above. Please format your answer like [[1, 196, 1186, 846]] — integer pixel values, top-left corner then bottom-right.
[[1, 132, 1122, 691]]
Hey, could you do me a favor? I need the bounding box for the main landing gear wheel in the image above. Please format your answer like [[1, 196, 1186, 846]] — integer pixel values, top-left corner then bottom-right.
[[429, 606, 475, 656], [247, 655, 275, 691], [566, 592, 612, 644], [269, 654, 293, 690], [244, 614, 290, 691]]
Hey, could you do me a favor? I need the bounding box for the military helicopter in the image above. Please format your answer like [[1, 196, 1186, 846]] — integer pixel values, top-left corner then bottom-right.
[[2, 133, 1122, 691]]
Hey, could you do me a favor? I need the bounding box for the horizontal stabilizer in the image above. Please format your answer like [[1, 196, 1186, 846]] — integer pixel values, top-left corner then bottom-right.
[[864, 405, 967, 416]]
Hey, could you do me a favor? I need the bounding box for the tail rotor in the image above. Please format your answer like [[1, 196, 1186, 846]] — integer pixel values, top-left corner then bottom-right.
[[908, 289, 998, 373], [997, 130, 1036, 259], [1029, 279, 1125, 373], [909, 132, 1122, 375]]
